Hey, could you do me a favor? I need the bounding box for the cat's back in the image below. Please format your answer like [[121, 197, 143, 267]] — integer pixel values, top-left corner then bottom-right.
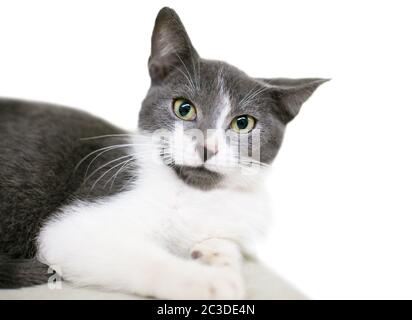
[[0, 98, 126, 177], [0, 98, 113, 132]]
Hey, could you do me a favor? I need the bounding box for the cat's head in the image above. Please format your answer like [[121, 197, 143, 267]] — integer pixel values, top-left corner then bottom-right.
[[138, 7, 327, 189]]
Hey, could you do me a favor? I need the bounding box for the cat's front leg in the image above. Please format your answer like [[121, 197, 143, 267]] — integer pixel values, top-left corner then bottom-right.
[[190, 238, 245, 297], [38, 204, 245, 299]]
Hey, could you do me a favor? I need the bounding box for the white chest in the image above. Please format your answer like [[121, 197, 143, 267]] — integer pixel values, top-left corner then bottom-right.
[[43, 165, 273, 261], [133, 168, 272, 255]]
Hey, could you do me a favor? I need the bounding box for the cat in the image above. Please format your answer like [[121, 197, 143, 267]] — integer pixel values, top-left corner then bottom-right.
[[0, 7, 327, 299]]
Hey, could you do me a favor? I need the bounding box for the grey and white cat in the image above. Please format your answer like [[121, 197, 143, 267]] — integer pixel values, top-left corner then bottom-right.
[[0, 7, 327, 299]]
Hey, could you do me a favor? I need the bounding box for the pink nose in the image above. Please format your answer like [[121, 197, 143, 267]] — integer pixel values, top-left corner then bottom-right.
[[196, 144, 218, 162]]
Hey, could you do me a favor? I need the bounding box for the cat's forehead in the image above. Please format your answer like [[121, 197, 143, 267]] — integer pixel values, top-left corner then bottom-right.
[[171, 59, 266, 113], [199, 59, 258, 94]]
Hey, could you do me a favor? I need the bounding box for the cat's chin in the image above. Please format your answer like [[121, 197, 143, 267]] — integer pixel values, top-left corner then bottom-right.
[[170, 164, 223, 190]]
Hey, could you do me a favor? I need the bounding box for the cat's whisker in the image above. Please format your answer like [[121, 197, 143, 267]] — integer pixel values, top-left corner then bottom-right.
[[84, 154, 134, 186], [119, 172, 139, 192], [196, 56, 201, 90], [173, 66, 195, 94], [239, 85, 271, 109], [74, 143, 136, 173], [243, 86, 266, 105], [188, 47, 200, 90], [246, 86, 270, 102], [238, 83, 260, 106], [105, 158, 137, 190], [90, 157, 135, 191], [238, 163, 267, 172], [233, 153, 269, 167], [80, 133, 137, 141], [79, 141, 155, 179], [174, 53, 197, 94], [84, 145, 136, 178]]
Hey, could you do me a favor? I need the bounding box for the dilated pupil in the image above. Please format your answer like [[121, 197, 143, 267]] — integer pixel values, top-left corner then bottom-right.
[[179, 103, 191, 117], [236, 116, 248, 130]]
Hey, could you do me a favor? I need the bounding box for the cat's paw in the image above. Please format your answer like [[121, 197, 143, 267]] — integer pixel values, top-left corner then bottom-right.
[[179, 266, 246, 300], [190, 238, 242, 269], [159, 265, 246, 300]]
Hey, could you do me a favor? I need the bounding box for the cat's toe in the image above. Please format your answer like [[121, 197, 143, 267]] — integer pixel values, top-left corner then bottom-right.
[[181, 267, 245, 300], [206, 268, 246, 299], [190, 241, 240, 268]]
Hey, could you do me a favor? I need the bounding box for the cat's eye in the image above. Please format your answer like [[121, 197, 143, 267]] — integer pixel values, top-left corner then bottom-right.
[[230, 115, 256, 133], [173, 98, 197, 121]]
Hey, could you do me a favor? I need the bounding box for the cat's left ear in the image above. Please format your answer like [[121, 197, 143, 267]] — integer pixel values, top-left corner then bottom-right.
[[259, 78, 329, 123], [148, 7, 199, 84]]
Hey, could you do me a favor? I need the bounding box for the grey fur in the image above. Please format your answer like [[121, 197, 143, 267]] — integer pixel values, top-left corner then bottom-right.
[[0, 7, 327, 287], [0, 99, 136, 283], [0, 255, 50, 288]]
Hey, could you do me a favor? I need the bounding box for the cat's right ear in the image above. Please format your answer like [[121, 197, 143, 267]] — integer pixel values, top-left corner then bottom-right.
[[149, 7, 198, 84]]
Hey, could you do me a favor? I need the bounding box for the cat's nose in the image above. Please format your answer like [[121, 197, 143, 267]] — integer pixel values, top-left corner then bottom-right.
[[196, 144, 218, 162]]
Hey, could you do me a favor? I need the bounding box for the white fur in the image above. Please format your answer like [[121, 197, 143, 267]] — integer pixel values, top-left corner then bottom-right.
[[37, 154, 271, 298], [37, 89, 273, 299]]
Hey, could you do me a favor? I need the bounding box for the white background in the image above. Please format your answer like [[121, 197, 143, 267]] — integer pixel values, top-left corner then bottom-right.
[[1, 0, 411, 299]]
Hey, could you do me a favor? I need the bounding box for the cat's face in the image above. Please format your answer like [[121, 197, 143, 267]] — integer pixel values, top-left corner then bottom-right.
[[138, 7, 327, 189]]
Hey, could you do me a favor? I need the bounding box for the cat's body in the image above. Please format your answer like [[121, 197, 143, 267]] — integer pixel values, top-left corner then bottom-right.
[[0, 8, 327, 298], [0, 99, 133, 258], [37, 147, 270, 298]]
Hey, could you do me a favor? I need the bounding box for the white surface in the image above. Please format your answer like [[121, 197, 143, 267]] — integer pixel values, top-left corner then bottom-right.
[[0, 0, 411, 299], [0, 261, 305, 300]]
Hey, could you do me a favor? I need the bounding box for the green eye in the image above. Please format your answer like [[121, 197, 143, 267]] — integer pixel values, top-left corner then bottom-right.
[[173, 98, 197, 121], [230, 115, 256, 133]]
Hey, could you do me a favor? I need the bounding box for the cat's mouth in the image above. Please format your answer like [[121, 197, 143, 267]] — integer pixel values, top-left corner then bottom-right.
[[159, 147, 223, 189], [170, 164, 223, 190]]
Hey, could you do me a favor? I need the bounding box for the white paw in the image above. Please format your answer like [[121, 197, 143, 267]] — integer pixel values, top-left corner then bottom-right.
[[161, 266, 246, 300], [190, 239, 242, 268]]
